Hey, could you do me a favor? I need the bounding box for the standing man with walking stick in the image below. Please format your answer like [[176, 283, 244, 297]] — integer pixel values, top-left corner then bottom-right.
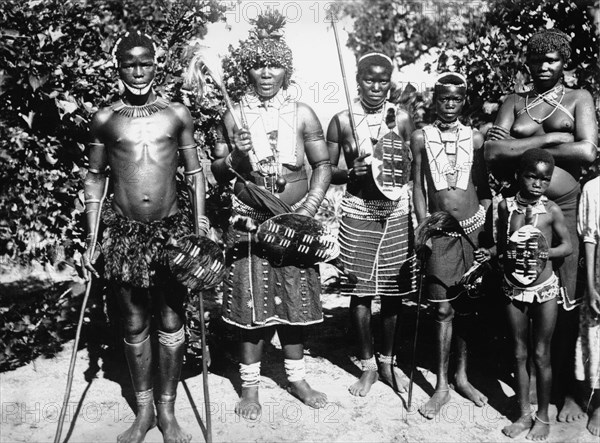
[[82, 30, 208, 443]]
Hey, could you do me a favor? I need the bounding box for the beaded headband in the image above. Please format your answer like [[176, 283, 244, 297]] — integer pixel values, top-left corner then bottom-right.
[[357, 52, 394, 71], [111, 31, 158, 67], [435, 72, 468, 89]]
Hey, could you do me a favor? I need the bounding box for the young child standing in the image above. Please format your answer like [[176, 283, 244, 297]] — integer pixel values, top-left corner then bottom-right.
[[575, 173, 600, 437], [497, 148, 572, 440]]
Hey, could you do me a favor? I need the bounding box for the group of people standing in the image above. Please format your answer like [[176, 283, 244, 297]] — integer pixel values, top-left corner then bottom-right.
[[81, 19, 598, 443]]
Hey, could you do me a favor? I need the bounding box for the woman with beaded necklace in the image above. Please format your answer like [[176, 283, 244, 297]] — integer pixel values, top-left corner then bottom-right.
[[326, 52, 417, 397], [485, 28, 598, 424]]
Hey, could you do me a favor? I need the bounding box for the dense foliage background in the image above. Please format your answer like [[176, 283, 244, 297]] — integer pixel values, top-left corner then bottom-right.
[[340, 0, 600, 128]]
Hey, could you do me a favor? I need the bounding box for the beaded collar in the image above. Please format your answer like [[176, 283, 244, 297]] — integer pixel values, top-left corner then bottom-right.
[[112, 96, 170, 118], [360, 98, 386, 114], [433, 119, 460, 131]]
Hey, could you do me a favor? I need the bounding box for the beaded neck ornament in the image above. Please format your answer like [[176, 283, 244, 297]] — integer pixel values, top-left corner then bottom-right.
[[524, 83, 566, 124], [112, 96, 170, 118]]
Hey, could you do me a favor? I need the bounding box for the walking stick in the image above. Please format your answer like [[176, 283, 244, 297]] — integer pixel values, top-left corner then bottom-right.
[[196, 291, 212, 443], [329, 12, 361, 152], [54, 176, 109, 443], [407, 254, 427, 411]]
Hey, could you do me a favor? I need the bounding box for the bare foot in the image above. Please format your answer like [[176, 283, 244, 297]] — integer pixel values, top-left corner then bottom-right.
[[454, 379, 488, 407], [348, 370, 378, 397], [156, 402, 191, 443], [117, 403, 157, 443], [526, 414, 550, 441], [557, 396, 585, 422], [418, 388, 451, 419], [587, 407, 600, 436], [379, 363, 408, 394], [502, 413, 533, 438], [235, 386, 261, 420], [288, 379, 327, 408]]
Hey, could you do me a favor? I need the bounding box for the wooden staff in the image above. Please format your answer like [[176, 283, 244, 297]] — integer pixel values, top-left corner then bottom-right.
[[54, 176, 109, 443], [329, 12, 361, 154], [197, 292, 212, 443]]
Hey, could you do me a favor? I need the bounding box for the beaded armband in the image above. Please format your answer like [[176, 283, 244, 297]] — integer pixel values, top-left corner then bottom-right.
[[178, 144, 197, 151]]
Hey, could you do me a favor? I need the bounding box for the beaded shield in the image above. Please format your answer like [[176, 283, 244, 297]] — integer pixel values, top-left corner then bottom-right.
[[165, 235, 226, 291], [371, 131, 411, 200], [256, 213, 339, 266], [505, 225, 549, 287]]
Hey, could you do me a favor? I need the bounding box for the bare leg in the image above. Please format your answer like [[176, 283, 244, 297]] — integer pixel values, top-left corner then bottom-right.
[[419, 302, 452, 419], [528, 330, 538, 404], [453, 316, 487, 407], [236, 328, 268, 420], [588, 390, 600, 436], [379, 296, 408, 393], [116, 285, 157, 443], [279, 325, 327, 408], [554, 297, 585, 421], [348, 296, 378, 396], [155, 283, 191, 443], [502, 300, 534, 438], [526, 298, 558, 441]]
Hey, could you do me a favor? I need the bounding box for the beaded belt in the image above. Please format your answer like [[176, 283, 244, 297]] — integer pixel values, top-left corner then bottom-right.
[[231, 195, 303, 223], [444, 205, 485, 237], [341, 191, 410, 221]]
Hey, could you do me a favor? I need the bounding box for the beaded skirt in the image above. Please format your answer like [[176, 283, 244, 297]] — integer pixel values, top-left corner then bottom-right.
[[338, 191, 416, 297], [221, 197, 323, 329]]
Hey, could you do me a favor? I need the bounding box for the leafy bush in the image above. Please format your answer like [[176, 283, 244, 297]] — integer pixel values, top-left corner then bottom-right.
[[0, 282, 83, 371], [340, 0, 483, 68]]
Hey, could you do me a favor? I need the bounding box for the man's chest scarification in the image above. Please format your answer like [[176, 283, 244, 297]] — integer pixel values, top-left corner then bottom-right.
[[111, 117, 176, 163]]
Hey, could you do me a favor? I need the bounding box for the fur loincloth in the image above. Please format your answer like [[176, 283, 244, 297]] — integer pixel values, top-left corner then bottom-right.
[[101, 203, 192, 288]]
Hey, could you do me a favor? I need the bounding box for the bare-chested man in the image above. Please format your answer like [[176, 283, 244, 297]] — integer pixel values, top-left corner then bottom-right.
[[326, 52, 416, 397], [485, 29, 598, 422], [412, 72, 492, 419], [210, 15, 331, 420], [82, 31, 208, 443]]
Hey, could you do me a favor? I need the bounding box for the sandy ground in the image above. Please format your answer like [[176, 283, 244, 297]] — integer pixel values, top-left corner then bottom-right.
[[1, 282, 598, 443]]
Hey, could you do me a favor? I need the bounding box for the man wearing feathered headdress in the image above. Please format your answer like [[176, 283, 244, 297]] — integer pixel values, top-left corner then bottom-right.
[[210, 11, 332, 419]]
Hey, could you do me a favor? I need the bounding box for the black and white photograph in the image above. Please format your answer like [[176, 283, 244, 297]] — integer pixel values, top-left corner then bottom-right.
[[1, 1, 599, 442]]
